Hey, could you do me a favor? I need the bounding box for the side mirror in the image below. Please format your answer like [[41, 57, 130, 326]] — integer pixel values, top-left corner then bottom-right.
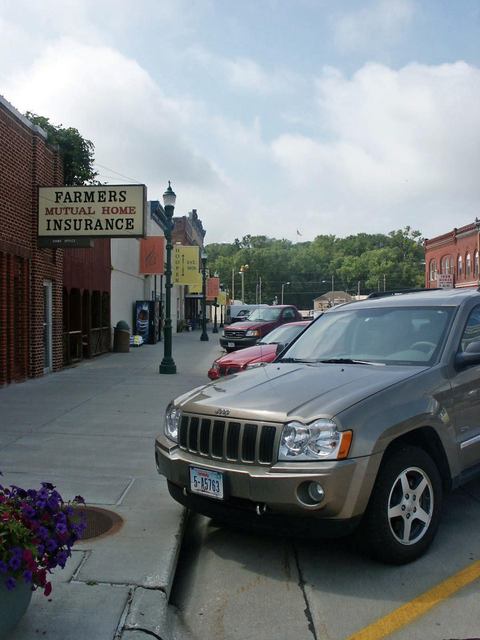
[[455, 341, 480, 369], [275, 342, 286, 355]]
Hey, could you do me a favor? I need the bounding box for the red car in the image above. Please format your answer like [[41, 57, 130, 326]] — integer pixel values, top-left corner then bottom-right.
[[219, 305, 302, 352], [208, 321, 310, 380]]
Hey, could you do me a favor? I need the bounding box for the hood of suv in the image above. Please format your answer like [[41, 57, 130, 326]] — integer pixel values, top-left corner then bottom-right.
[[176, 362, 426, 423]]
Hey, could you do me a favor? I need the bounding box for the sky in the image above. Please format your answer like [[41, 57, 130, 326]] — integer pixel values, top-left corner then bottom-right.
[[1, 0, 480, 244]]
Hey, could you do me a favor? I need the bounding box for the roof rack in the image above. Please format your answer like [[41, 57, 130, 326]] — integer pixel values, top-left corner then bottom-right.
[[367, 288, 441, 299]]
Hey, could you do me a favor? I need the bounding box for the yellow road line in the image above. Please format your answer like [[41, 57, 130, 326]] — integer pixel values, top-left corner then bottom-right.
[[346, 559, 480, 640]]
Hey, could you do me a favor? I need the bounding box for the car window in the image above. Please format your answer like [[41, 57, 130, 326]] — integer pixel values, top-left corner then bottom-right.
[[263, 324, 304, 345], [248, 308, 282, 322], [460, 305, 480, 352], [282, 308, 296, 320], [283, 306, 454, 365], [237, 310, 250, 317]]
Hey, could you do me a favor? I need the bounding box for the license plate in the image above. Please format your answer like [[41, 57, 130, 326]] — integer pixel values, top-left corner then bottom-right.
[[189, 467, 224, 500], [227, 342, 235, 348]]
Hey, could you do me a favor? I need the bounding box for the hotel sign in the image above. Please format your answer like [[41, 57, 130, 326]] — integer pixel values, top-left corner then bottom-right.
[[38, 185, 146, 238]]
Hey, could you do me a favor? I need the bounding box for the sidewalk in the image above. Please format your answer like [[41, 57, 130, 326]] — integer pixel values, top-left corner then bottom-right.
[[0, 330, 222, 639]]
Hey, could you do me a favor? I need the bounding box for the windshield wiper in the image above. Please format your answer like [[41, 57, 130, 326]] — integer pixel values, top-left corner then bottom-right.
[[277, 357, 316, 363], [317, 358, 381, 366]]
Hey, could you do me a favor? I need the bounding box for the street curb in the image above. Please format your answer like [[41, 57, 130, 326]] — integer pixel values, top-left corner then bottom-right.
[[121, 507, 188, 639]]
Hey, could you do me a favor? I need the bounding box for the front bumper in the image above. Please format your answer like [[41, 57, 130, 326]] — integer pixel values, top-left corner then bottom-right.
[[155, 434, 381, 530], [220, 336, 258, 350]]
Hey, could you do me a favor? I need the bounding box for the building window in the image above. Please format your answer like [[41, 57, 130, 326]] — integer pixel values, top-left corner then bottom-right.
[[475, 250, 479, 278], [466, 253, 472, 277], [441, 256, 452, 274], [429, 259, 437, 282], [458, 255, 463, 277]]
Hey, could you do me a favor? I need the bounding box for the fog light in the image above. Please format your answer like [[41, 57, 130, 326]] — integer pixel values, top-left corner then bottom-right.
[[307, 482, 325, 503]]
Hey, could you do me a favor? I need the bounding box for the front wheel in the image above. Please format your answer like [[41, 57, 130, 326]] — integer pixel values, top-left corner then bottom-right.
[[361, 445, 443, 564]]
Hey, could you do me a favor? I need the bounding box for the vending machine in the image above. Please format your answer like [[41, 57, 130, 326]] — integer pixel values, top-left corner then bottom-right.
[[134, 300, 160, 344]]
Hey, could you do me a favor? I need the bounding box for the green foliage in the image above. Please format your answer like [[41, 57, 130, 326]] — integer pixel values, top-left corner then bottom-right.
[[25, 112, 98, 185], [206, 228, 425, 308]]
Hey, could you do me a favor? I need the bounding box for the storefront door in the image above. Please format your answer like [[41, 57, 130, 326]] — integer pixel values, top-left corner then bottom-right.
[[43, 280, 53, 373]]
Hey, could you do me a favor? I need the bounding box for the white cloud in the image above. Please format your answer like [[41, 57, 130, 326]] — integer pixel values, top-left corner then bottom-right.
[[185, 46, 298, 95], [4, 38, 219, 189], [272, 61, 480, 237], [333, 0, 415, 52], [2, 2, 479, 244]]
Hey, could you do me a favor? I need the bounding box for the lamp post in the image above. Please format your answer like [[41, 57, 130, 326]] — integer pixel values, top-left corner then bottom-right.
[[239, 264, 249, 303], [281, 281, 290, 304], [212, 298, 218, 333], [159, 182, 177, 374], [200, 249, 209, 341]]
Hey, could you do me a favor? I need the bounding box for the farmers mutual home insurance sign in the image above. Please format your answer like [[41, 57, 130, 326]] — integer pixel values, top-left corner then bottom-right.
[[38, 185, 146, 238]]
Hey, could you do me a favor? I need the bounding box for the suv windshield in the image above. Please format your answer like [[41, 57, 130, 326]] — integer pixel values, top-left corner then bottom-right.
[[248, 308, 282, 322], [282, 306, 453, 365]]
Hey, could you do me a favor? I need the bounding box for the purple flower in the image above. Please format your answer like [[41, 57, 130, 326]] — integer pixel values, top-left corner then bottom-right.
[[23, 570, 33, 583], [0, 561, 7, 574], [9, 556, 21, 571], [36, 500, 46, 509], [37, 544, 45, 556], [47, 496, 59, 510], [38, 526, 49, 540], [22, 504, 36, 518], [46, 539, 57, 553], [55, 522, 67, 535], [55, 550, 68, 568]]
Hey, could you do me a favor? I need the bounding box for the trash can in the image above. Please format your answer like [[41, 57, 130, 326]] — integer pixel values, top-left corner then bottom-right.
[[113, 321, 130, 353]]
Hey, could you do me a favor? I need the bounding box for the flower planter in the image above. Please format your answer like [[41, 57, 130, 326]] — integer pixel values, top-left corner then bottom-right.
[[0, 580, 33, 638]]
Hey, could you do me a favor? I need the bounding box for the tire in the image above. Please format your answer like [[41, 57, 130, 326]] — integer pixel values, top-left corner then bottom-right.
[[360, 445, 443, 564]]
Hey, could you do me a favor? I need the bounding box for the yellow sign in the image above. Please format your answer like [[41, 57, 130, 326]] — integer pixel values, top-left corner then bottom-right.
[[188, 270, 203, 293], [218, 291, 227, 306], [38, 185, 146, 238], [173, 246, 201, 285]]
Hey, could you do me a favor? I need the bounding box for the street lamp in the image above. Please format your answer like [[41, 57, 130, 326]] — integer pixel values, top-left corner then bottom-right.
[[200, 249, 209, 342], [159, 181, 177, 375], [281, 281, 290, 304], [239, 264, 249, 303], [212, 298, 218, 333], [219, 286, 225, 328]]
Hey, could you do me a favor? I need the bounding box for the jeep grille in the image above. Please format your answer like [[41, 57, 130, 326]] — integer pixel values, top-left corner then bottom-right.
[[179, 414, 279, 465]]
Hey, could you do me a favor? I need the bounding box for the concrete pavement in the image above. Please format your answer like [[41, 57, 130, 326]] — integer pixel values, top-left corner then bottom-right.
[[0, 329, 222, 639]]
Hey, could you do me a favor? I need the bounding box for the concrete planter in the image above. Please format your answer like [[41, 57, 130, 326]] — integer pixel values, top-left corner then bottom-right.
[[0, 580, 32, 638]]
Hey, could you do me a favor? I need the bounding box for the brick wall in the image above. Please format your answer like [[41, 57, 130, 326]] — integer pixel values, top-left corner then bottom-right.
[[424, 223, 480, 289], [0, 97, 63, 385]]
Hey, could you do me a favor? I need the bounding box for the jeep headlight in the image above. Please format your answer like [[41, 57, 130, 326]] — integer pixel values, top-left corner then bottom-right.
[[279, 420, 352, 461], [164, 403, 182, 443], [245, 329, 260, 337]]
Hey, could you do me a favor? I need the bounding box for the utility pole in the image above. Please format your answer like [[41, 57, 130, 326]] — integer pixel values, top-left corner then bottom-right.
[[231, 268, 235, 302], [383, 274, 386, 291]]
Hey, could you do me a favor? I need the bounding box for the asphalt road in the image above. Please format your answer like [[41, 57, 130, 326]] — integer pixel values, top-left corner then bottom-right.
[[169, 479, 480, 640]]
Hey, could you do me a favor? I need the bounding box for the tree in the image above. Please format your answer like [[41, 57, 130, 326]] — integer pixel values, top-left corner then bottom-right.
[[25, 112, 98, 185]]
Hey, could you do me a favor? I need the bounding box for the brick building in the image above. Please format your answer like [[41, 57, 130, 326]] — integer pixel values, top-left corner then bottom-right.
[[0, 96, 64, 385], [424, 221, 480, 289], [172, 209, 206, 325]]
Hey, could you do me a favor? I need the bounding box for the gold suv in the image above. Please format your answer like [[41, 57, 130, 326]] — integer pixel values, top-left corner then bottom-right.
[[156, 288, 480, 563]]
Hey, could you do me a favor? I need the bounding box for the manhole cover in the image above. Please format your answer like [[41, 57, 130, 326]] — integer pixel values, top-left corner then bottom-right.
[[73, 506, 123, 541]]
